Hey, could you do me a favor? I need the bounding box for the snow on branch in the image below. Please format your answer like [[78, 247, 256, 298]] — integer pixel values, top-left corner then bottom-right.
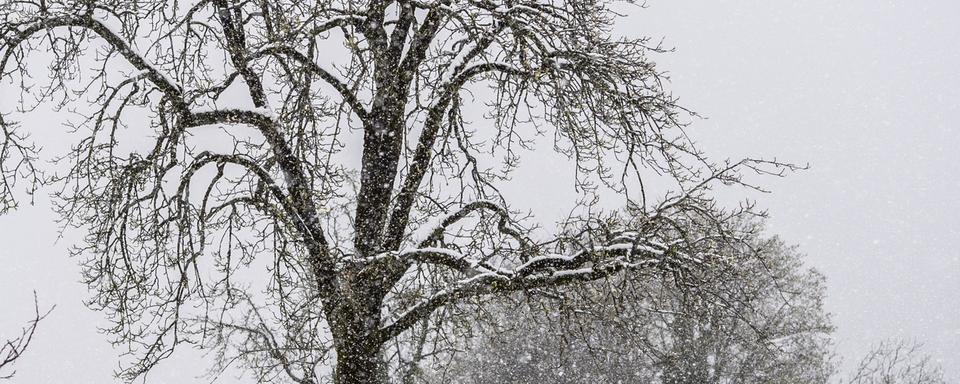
[[375, 232, 674, 342], [375, 158, 785, 341], [411, 200, 528, 248]]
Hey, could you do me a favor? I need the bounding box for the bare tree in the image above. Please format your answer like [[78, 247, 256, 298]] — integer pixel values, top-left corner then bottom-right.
[[0, 294, 53, 380], [0, 1, 798, 383], [846, 340, 948, 384]]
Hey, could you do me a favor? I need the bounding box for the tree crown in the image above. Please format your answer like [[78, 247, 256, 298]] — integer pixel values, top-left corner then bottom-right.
[[0, 1, 798, 382]]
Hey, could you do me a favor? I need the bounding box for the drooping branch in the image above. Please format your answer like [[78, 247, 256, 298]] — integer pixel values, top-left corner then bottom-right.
[[183, 108, 334, 278], [411, 200, 529, 249], [1, 13, 183, 105]]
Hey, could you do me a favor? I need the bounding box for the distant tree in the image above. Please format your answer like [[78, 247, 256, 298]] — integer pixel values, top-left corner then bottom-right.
[[0, 294, 52, 380], [660, 236, 835, 384], [423, 230, 835, 384], [0, 1, 796, 383], [846, 340, 948, 384]]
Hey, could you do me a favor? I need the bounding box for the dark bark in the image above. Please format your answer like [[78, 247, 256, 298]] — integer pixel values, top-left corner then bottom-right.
[[354, 116, 403, 256], [327, 279, 390, 384], [334, 339, 389, 384]]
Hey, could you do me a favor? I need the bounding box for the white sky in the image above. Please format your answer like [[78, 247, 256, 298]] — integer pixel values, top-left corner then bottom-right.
[[1, 1, 958, 382], [628, 0, 960, 378]]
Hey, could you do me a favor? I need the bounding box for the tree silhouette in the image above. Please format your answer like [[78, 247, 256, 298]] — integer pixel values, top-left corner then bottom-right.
[[0, 1, 796, 382]]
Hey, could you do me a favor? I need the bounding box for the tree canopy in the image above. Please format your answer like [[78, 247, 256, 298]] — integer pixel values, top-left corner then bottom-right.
[[1, 1, 798, 383]]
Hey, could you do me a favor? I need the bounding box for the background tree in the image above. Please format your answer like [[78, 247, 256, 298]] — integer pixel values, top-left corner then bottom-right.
[[846, 340, 948, 384], [421, 229, 835, 384], [0, 0, 796, 383]]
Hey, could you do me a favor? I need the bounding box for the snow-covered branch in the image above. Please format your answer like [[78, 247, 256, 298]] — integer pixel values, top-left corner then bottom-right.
[[376, 226, 692, 342]]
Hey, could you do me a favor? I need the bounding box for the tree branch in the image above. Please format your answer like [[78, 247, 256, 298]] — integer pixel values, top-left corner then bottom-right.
[[1, 14, 183, 107], [375, 240, 670, 343], [0, 293, 54, 380], [254, 45, 369, 121]]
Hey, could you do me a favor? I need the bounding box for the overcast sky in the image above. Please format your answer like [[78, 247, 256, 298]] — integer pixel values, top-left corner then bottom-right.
[[631, 0, 960, 378], [1, 1, 959, 383]]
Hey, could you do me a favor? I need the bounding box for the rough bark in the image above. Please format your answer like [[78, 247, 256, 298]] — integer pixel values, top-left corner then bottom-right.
[[334, 338, 389, 384], [326, 279, 390, 384]]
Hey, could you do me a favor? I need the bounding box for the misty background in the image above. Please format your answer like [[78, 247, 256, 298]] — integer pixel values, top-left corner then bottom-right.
[[1, 0, 958, 382]]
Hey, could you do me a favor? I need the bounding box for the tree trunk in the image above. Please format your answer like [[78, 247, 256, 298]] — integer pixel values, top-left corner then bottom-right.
[[329, 281, 390, 384], [335, 339, 389, 384]]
